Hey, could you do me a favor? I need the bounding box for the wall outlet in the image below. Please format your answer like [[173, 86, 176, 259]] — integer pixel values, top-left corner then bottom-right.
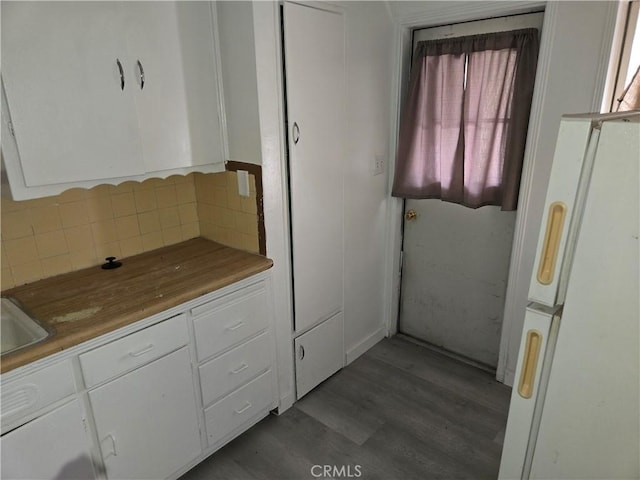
[[373, 155, 385, 176], [237, 170, 250, 197]]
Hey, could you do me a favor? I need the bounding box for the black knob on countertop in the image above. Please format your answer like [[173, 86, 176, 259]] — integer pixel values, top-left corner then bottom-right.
[[101, 256, 123, 270]]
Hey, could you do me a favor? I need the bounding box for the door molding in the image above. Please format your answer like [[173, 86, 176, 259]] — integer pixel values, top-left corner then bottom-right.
[[251, 1, 296, 412], [383, 1, 548, 383]]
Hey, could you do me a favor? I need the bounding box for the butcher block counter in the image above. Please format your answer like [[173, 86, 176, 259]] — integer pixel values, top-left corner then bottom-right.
[[1, 238, 273, 373]]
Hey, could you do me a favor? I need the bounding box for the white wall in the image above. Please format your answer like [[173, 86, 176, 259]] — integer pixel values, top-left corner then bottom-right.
[[340, 1, 394, 362], [384, 0, 618, 385]]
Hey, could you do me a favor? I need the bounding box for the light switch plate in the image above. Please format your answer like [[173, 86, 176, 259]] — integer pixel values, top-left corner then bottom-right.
[[237, 170, 250, 197]]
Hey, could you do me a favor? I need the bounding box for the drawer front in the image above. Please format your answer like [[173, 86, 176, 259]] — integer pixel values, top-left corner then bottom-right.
[[192, 284, 268, 361], [199, 332, 272, 406], [1, 360, 75, 433], [79, 314, 188, 388], [204, 369, 273, 447]]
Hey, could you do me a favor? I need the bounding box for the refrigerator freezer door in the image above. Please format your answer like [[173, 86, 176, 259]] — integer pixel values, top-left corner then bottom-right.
[[529, 118, 639, 479], [499, 306, 560, 480], [529, 117, 598, 307]]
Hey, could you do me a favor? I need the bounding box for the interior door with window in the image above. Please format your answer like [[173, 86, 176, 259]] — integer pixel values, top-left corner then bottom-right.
[[398, 13, 543, 368]]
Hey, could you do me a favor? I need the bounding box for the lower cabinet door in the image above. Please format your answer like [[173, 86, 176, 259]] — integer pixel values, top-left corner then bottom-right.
[[88, 347, 201, 480], [294, 311, 344, 399], [0, 399, 96, 480]]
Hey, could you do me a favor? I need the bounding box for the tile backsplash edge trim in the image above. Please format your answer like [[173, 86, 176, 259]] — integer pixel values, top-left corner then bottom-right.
[[225, 161, 266, 256]]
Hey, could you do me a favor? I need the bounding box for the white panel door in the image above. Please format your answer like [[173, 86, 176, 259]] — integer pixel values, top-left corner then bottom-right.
[[400, 202, 516, 367], [1, 399, 96, 480], [294, 311, 344, 399], [283, 2, 345, 334], [1, 1, 145, 185], [88, 347, 201, 480], [529, 117, 639, 479]]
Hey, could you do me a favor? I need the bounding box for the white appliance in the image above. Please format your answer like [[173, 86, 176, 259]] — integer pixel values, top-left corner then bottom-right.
[[499, 112, 640, 479]]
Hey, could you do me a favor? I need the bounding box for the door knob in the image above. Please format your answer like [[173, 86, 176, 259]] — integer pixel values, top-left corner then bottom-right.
[[404, 209, 417, 221]]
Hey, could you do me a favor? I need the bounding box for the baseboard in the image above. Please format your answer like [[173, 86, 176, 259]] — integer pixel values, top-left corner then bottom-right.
[[397, 333, 496, 375], [345, 328, 386, 365]]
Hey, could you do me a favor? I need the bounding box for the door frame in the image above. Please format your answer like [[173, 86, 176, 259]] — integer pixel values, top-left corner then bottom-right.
[[383, 1, 551, 384]]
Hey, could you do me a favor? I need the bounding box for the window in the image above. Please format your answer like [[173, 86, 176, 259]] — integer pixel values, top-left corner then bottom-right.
[[392, 29, 539, 211], [613, 1, 640, 111]]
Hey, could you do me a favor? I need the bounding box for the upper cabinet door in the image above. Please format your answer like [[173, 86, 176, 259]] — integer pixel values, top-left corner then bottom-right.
[[121, 2, 224, 173], [1, 1, 145, 186], [172, 2, 226, 169], [122, 2, 191, 173]]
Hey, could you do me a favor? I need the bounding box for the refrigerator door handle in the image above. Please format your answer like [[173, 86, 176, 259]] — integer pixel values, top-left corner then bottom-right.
[[537, 202, 567, 285], [518, 329, 543, 399]]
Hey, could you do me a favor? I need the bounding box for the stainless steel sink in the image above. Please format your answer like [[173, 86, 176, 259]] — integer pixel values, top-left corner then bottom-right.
[[1, 297, 51, 356]]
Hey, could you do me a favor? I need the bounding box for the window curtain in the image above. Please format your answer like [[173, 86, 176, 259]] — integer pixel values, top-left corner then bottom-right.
[[392, 28, 539, 211]]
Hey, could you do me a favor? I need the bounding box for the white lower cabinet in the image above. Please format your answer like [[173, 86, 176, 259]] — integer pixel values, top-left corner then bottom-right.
[[89, 347, 201, 480], [193, 281, 278, 450], [0, 273, 277, 480], [204, 370, 274, 447], [199, 331, 272, 407], [1, 399, 96, 480], [295, 312, 344, 399]]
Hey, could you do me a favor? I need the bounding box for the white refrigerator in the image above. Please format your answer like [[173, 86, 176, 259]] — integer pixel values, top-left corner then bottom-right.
[[499, 112, 639, 479]]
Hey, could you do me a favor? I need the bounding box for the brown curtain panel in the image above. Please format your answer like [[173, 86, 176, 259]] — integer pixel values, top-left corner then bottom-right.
[[392, 28, 539, 210]]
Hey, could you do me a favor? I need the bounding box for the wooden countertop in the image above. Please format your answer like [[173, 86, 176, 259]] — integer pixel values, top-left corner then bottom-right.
[[1, 238, 273, 373]]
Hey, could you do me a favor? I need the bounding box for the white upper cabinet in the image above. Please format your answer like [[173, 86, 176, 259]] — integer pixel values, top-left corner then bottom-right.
[[1, 2, 146, 187], [1, 1, 226, 200]]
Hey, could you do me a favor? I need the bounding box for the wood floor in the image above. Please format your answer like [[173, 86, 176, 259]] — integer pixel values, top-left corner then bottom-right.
[[181, 336, 511, 480]]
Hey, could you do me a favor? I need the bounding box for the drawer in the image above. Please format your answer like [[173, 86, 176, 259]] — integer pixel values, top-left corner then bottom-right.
[[1, 360, 75, 433], [79, 314, 188, 388], [204, 369, 273, 447], [192, 284, 268, 361], [199, 332, 272, 406]]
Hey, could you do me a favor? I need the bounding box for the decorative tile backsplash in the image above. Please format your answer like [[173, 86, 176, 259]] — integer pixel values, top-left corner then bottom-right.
[[1, 171, 260, 289], [195, 171, 260, 254]]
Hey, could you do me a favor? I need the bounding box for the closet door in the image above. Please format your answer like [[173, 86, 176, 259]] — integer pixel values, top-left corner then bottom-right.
[[283, 2, 345, 335]]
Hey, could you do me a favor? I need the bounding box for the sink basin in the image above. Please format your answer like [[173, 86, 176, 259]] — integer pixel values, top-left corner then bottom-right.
[[1, 297, 51, 356]]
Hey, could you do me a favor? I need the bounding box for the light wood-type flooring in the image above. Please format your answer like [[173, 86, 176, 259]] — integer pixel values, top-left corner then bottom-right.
[[181, 335, 511, 480]]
